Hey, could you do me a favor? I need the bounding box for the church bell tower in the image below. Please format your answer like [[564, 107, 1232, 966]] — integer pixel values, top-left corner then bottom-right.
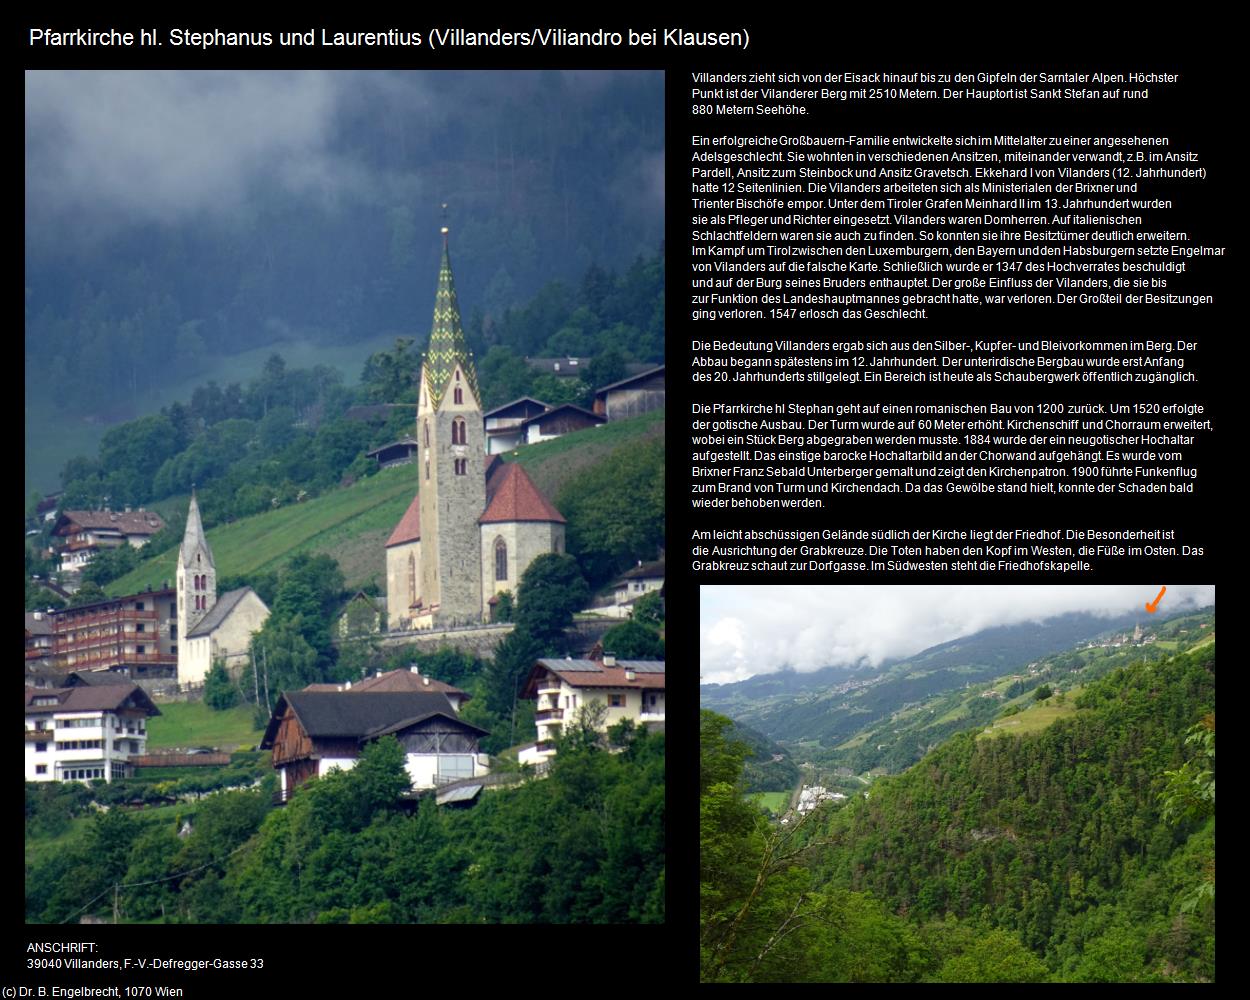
[[416, 224, 486, 627]]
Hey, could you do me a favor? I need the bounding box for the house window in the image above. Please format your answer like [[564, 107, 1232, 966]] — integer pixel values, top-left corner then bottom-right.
[[136, 623, 145, 633], [35, 765, 47, 775], [494, 538, 508, 581], [35, 742, 47, 753], [609, 694, 625, 708]]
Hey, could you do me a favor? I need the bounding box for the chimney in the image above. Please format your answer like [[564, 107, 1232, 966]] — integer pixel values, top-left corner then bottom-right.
[[422, 677, 430, 686], [410, 664, 420, 674], [33, 612, 43, 620], [345, 681, 352, 690], [375, 670, 383, 678], [625, 668, 637, 682], [603, 651, 617, 667]]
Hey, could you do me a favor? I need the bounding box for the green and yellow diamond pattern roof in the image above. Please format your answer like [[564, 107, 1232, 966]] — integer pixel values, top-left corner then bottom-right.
[[423, 243, 481, 408]]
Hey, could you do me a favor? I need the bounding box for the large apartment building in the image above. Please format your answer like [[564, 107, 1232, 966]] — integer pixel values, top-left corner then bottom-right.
[[50, 588, 179, 680]]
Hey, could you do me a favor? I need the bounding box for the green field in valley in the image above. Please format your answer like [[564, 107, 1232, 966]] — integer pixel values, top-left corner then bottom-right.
[[749, 791, 791, 814]]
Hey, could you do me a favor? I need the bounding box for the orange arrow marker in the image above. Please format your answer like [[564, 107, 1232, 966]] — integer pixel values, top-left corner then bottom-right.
[[1145, 586, 1166, 613]]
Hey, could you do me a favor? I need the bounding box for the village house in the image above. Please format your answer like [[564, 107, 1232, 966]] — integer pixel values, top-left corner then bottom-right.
[[302, 665, 472, 714], [592, 365, 665, 421], [25, 680, 160, 783], [365, 438, 419, 469], [518, 653, 665, 765], [482, 397, 551, 455], [52, 508, 166, 573], [260, 686, 489, 803], [614, 559, 666, 607], [510, 403, 605, 447]]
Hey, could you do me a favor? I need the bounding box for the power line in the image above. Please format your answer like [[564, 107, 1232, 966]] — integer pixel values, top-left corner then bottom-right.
[[59, 841, 254, 924]]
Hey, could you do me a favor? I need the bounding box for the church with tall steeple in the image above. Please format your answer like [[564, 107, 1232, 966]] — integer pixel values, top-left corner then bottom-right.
[[386, 227, 566, 631], [176, 491, 270, 684]]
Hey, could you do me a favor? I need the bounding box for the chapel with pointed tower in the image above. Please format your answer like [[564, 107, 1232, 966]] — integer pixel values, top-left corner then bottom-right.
[[387, 224, 566, 631], [175, 491, 270, 685], [176, 490, 215, 648]]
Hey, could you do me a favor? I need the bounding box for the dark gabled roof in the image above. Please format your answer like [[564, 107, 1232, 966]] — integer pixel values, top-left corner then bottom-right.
[[25, 683, 161, 716], [520, 403, 605, 430], [66, 670, 135, 687], [594, 365, 665, 395], [187, 587, 263, 638], [366, 438, 418, 458], [261, 691, 483, 749], [483, 396, 550, 419], [620, 560, 666, 581]]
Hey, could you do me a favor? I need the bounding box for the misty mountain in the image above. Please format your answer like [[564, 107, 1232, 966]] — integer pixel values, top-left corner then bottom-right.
[[25, 71, 663, 491], [701, 611, 1153, 746]]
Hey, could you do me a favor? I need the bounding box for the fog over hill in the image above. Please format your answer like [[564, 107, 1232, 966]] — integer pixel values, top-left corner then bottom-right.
[[701, 585, 1214, 687]]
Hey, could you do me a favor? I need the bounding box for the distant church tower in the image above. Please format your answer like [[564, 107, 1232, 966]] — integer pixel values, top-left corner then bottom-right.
[[176, 490, 216, 656], [415, 226, 487, 628]]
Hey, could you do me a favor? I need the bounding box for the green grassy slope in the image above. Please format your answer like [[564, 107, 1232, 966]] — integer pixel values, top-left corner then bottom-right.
[[145, 702, 265, 750], [106, 408, 664, 595]]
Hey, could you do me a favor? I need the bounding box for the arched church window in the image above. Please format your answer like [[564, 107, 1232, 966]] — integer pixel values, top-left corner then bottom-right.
[[454, 458, 466, 476], [408, 553, 416, 605], [495, 538, 508, 581], [452, 418, 466, 445], [424, 420, 429, 447], [454, 387, 463, 405]]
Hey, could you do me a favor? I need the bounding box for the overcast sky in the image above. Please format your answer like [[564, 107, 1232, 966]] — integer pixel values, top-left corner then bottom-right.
[[24, 70, 663, 245], [700, 585, 1215, 686]]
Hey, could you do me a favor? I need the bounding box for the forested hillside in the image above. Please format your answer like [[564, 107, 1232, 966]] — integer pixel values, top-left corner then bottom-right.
[[701, 641, 1215, 982], [28, 726, 664, 924]]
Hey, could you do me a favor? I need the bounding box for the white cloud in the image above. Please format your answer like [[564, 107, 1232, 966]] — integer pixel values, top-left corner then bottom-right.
[[700, 585, 1214, 685]]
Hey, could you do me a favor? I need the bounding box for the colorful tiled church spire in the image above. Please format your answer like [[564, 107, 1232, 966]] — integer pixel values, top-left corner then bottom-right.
[[422, 223, 480, 409]]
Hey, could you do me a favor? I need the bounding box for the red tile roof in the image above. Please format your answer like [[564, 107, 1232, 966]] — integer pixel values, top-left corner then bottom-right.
[[479, 463, 565, 524], [385, 495, 422, 547], [301, 669, 468, 699]]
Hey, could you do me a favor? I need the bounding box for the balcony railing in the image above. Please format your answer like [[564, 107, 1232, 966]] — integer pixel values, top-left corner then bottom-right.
[[55, 608, 158, 628], [535, 708, 564, 723]]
